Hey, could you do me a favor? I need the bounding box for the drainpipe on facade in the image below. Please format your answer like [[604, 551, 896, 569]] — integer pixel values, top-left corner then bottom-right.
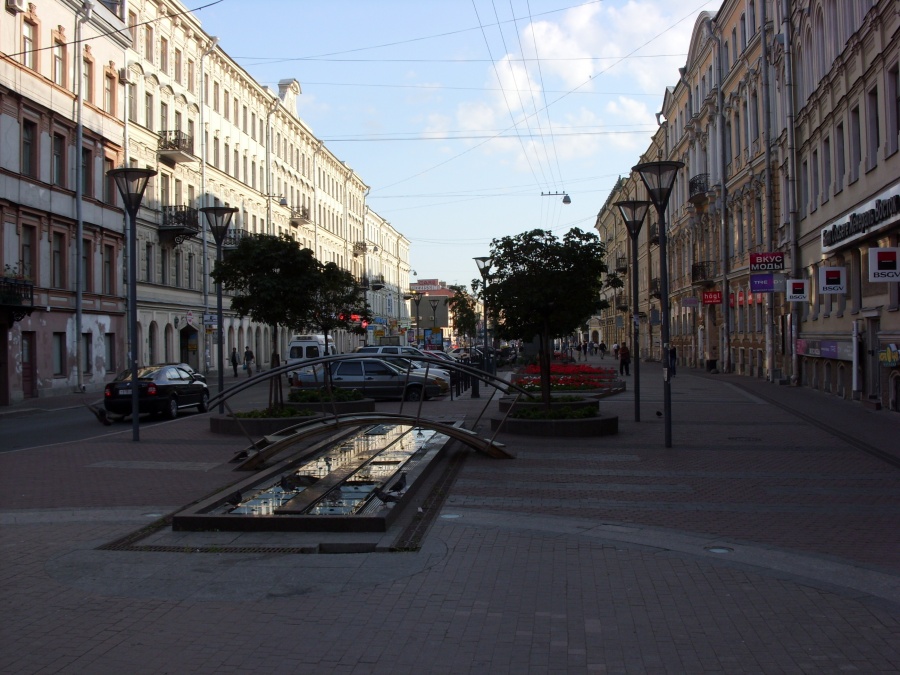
[[75, 0, 94, 393], [760, 0, 777, 382], [121, 0, 130, 377], [712, 20, 731, 373], [780, 0, 800, 384], [199, 36, 217, 374], [312, 141, 323, 260], [265, 95, 279, 236]]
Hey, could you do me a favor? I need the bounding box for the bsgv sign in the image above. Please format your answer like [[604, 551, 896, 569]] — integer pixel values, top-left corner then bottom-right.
[[750, 252, 785, 271]]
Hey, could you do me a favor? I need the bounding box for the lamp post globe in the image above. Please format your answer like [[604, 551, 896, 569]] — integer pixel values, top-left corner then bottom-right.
[[107, 166, 157, 442]]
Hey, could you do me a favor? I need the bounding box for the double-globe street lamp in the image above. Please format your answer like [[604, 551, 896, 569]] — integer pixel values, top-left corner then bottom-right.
[[633, 161, 683, 448], [108, 166, 157, 442], [406, 290, 423, 346], [200, 206, 238, 414], [614, 199, 651, 424], [428, 298, 440, 349]]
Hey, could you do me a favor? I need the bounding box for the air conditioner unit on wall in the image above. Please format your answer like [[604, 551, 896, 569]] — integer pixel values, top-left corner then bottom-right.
[[6, 0, 27, 13], [118, 68, 132, 84]]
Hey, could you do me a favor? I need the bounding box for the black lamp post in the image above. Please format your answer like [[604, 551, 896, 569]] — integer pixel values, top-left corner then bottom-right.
[[200, 205, 238, 413], [633, 160, 684, 448], [108, 166, 157, 441], [474, 256, 493, 375], [428, 298, 440, 348], [409, 291, 422, 346], [615, 199, 651, 423]]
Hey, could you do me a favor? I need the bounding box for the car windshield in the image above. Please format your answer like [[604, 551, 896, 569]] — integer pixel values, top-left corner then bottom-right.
[[115, 367, 162, 381]]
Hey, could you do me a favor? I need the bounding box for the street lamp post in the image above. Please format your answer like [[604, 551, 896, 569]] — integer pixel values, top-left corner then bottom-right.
[[408, 291, 422, 346], [428, 298, 440, 349], [108, 167, 157, 441], [633, 161, 684, 448], [200, 205, 238, 414], [474, 256, 493, 375], [615, 200, 652, 423]]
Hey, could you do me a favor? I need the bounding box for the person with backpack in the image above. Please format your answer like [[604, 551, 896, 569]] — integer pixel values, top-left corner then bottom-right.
[[244, 346, 255, 377]]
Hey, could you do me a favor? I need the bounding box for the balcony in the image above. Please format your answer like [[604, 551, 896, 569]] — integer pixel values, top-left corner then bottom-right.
[[290, 206, 311, 225], [688, 173, 709, 205], [615, 256, 628, 273], [353, 242, 368, 257], [615, 294, 629, 312], [371, 275, 385, 291], [0, 276, 35, 323], [157, 130, 196, 163], [356, 276, 370, 290], [649, 277, 661, 298], [648, 223, 659, 245], [691, 261, 717, 286], [222, 228, 250, 249], [159, 205, 200, 245]]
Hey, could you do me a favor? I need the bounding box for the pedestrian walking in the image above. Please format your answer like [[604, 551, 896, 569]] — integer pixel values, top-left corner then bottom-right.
[[230, 347, 239, 377], [612, 342, 619, 360], [618, 342, 631, 376], [599, 342, 607, 359], [244, 346, 255, 377]]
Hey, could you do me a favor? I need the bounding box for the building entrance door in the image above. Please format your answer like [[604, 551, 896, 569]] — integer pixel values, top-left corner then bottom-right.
[[21, 331, 36, 398]]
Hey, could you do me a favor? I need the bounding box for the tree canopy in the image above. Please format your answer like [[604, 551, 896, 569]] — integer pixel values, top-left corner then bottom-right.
[[479, 228, 606, 404], [446, 285, 478, 344], [306, 261, 371, 348]]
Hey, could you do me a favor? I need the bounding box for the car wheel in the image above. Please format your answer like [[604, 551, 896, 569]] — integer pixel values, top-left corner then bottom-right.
[[197, 391, 209, 413], [404, 385, 423, 402], [163, 396, 178, 420]]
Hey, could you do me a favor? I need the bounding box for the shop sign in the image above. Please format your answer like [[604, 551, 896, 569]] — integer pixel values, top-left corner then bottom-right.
[[729, 293, 735, 307], [796, 339, 853, 360], [750, 252, 785, 271], [868, 247, 900, 282], [786, 279, 808, 301], [702, 291, 722, 304], [682, 297, 699, 307], [750, 274, 774, 293], [820, 182, 900, 253], [879, 344, 900, 367], [818, 267, 847, 294], [738, 291, 745, 306]]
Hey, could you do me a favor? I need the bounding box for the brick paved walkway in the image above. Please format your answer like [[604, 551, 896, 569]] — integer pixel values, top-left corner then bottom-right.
[[1, 358, 898, 673]]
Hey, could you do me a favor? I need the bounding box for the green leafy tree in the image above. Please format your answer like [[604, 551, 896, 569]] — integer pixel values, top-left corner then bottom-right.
[[447, 285, 477, 346], [306, 261, 371, 352], [480, 228, 607, 405]]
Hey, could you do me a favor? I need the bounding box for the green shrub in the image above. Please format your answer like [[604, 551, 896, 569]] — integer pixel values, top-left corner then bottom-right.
[[288, 387, 364, 403], [233, 407, 316, 419], [510, 405, 597, 420]]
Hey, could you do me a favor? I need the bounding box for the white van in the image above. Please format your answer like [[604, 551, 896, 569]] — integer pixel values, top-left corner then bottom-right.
[[286, 335, 337, 365]]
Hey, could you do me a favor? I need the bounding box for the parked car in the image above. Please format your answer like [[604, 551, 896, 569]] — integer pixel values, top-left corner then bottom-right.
[[104, 365, 210, 419], [355, 345, 430, 358], [291, 358, 444, 401], [377, 356, 452, 389], [152, 362, 206, 383]]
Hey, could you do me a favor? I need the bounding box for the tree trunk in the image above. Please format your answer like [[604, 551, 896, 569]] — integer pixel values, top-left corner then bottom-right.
[[538, 329, 552, 409], [268, 325, 283, 409]]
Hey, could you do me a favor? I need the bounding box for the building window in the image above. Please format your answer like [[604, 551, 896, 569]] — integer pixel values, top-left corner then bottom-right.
[[835, 122, 845, 192], [887, 63, 899, 157], [103, 74, 115, 114], [234, 149, 239, 179], [22, 20, 37, 69], [213, 82, 219, 112], [145, 93, 154, 129], [243, 106, 248, 132], [822, 137, 831, 203], [800, 158, 808, 218], [21, 119, 37, 178], [52, 40, 66, 87], [21, 224, 36, 280], [145, 242, 154, 283], [161, 246, 169, 286], [251, 112, 256, 140], [81, 238, 91, 292], [52, 133, 66, 187], [175, 249, 182, 287], [81, 148, 93, 196], [82, 57, 93, 102], [187, 58, 195, 92], [159, 172, 170, 205], [849, 106, 861, 182], [187, 118, 195, 144], [174, 48, 182, 84], [251, 160, 256, 189], [187, 252, 194, 289], [160, 101, 168, 131], [52, 333, 66, 376], [243, 156, 248, 184], [174, 110, 182, 133], [224, 142, 230, 174], [52, 232, 66, 288], [145, 26, 153, 61], [213, 138, 219, 167], [160, 37, 168, 73], [127, 83, 137, 122], [104, 333, 115, 372], [104, 158, 116, 204], [866, 86, 879, 171], [81, 334, 92, 375], [811, 149, 819, 211], [103, 244, 114, 294], [223, 91, 229, 120]]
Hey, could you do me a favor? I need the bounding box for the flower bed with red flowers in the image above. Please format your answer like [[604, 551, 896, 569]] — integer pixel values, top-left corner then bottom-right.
[[513, 363, 619, 391]]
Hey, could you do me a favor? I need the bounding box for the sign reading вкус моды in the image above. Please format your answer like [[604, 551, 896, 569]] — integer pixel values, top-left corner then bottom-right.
[[818, 266, 847, 294], [868, 247, 900, 282], [749, 252, 785, 271]]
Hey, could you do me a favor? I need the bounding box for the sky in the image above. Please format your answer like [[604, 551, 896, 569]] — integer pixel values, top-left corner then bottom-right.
[[196, 0, 719, 288]]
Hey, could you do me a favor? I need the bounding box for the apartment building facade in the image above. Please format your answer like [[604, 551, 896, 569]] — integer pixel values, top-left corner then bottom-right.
[[1, 0, 411, 404], [596, 0, 899, 411]]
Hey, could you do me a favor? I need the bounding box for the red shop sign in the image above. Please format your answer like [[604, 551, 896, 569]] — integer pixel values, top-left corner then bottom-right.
[[702, 291, 722, 304]]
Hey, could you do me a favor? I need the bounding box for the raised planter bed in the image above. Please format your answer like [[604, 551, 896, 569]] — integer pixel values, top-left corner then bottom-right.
[[284, 398, 376, 415], [210, 412, 323, 436], [497, 395, 599, 414], [490, 414, 618, 437]]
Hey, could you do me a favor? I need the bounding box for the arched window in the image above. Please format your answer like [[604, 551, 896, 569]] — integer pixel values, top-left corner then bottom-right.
[[749, 1, 757, 36], [815, 9, 827, 85]]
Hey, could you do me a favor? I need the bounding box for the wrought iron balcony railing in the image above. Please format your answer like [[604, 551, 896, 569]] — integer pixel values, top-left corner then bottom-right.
[[615, 256, 628, 273], [691, 261, 717, 285], [157, 130, 195, 158], [688, 173, 709, 204], [648, 223, 659, 245], [649, 277, 661, 298], [0, 276, 35, 323], [159, 205, 200, 245]]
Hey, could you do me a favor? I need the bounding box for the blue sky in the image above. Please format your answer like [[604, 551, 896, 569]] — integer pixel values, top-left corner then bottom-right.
[[197, 0, 717, 287]]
